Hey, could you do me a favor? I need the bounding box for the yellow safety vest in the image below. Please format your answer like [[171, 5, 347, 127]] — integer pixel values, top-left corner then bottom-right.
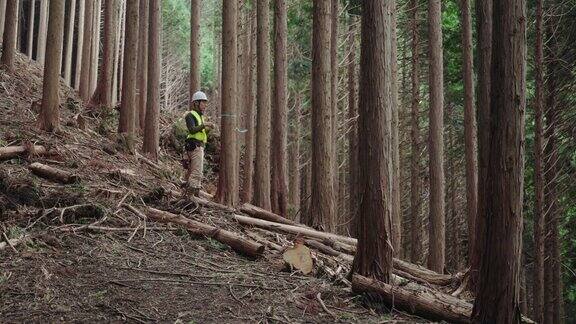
[[186, 110, 208, 143]]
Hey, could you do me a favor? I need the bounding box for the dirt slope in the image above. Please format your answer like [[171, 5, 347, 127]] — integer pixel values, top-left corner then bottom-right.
[[0, 54, 427, 323]]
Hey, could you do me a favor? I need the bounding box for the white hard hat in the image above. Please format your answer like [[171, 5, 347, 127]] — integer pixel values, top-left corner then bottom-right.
[[192, 91, 208, 102]]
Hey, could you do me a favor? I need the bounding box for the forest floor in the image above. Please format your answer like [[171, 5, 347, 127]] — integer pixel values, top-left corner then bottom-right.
[[0, 54, 432, 323]]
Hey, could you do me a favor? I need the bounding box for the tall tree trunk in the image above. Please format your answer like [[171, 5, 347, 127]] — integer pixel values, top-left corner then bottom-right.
[[470, 0, 492, 293], [0, 0, 6, 46], [352, 0, 393, 283], [79, 0, 94, 101], [544, 18, 562, 322], [0, 0, 17, 71], [347, 15, 359, 238], [300, 160, 312, 225], [330, 0, 339, 225], [26, 0, 34, 59], [89, 0, 118, 109], [38, 0, 65, 132], [390, 0, 401, 257], [310, 0, 334, 232], [288, 94, 301, 213], [241, 8, 256, 204], [427, 0, 445, 273], [64, 0, 76, 85], [189, 0, 200, 95], [254, 0, 271, 210], [118, 0, 138, 148], [37, 0, 48, 66], [271, 0, 288, 217], [460, 0, 478, 268], [471, 0, 526, 321], [532, 0, 545, 321], [137, 0, 148, 130], [112, 1, 124, 105], [215, 0, 239, 206], [409, 0, 422, 265], [90, 0, 101, 94], [74, 0, 85, 89], [142, 0, 161, 160]]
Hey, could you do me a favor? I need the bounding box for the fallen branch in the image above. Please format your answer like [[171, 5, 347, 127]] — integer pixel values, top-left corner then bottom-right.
[[146, 208, 264, 258], [0, 145, 47, 161], [0, 234, 30, 251], [29, 162, 79, 184]]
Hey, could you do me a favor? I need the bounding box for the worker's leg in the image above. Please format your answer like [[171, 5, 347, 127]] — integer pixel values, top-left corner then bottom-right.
[[190, 146, 204, 196]]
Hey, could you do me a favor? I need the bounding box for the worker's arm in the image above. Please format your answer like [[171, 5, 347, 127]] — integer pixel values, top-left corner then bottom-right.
[[185, 113, 205, 134]]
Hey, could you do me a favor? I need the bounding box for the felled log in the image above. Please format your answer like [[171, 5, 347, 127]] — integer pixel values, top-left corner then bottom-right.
[[305, 239, 354, 262], [0, 145, 47, 160], [147, 208, 264, 258], [239, 203, 298, 226], [29, 162, 80, 184], [393, 258, 458, 286], [233, 214, 357, 246], [352, 274, 472, 323]]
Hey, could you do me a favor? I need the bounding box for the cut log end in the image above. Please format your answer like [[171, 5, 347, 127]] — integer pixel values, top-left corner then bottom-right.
[[283, 242, 314, 275]]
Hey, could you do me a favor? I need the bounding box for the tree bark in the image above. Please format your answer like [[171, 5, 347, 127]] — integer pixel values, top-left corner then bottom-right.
[[471, 0, 526, 322], [254, 0, 272, 210], [532, 0, 545, 321], [37, 0, 48, 66], [147, 208, 264, 258], [64, 0, 76, 85], [136, 0, 148, 130], [89, 0, 118, 109], [74, 0, 85, 90], [240, 8, 256, 204], [215, 0, 239, 206], [0, 0, 18, 71], [310, 0, 334, 232], [142, 0, 161, 160], [427, 0, 445, 274], [38, 0, 65, 132], [79, 0, 94, 101], [189, 0, 200, 96], [460, 0, 478, 269], [26, 0, 35, 59], [270, 0, 288, 217], [118, 0, 138, 146], [409, 0, 422, 265], [29, 162, 79, 184], [351, 0, 393, 283]]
